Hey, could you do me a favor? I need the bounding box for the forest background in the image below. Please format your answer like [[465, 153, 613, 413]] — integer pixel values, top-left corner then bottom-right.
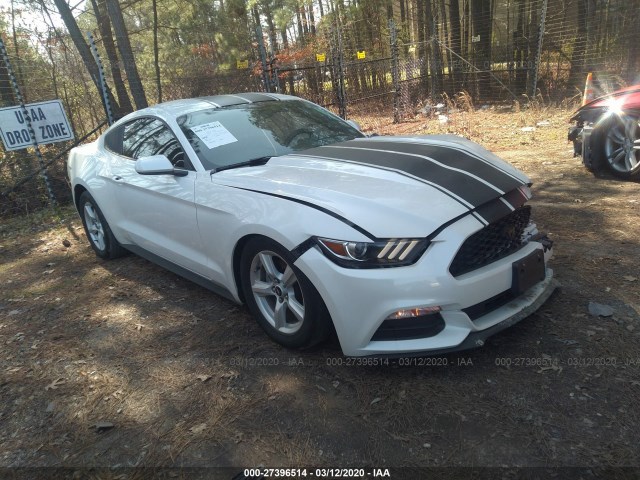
[[1, 0, 638, 215]]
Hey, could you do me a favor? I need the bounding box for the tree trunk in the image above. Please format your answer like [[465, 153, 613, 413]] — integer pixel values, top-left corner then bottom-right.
[[449, 0, 462, 88], [427, 0, 443, 96], [90, 0, 133, 115], [513, 0, 527, 94], [462, 0, 469, 60], [10, 0, 24, 89], [296, 4, 305, 42], [105, 0, 148, 109], [308, 0, 316, 36], [471, 0, 492, 99], [569, 0, 587, 90], [52, 0, 120, 115], [152, 0, 162, 103], [526, 0, 539, 96], [416, 0, 428, 91], [263, 1, 279, 53]]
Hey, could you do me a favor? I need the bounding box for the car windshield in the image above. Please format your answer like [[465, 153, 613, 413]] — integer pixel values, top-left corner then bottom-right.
[[176, 99, 364, 170]]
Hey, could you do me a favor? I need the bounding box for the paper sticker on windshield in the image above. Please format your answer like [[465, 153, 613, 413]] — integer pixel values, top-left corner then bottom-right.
[[191, 121, 238, 149]]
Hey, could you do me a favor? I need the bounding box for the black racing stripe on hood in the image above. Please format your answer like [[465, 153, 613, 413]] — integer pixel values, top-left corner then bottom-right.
[[503, 187, 528, 210], [224, 186, 376, 240], [303, 145, 503, 208], [350, 140, 523, 193], [475, 198, 514, 225]]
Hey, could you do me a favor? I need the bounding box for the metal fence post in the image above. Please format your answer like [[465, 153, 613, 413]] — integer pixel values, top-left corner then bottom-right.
[[430, 15, 438, 99], [389, 19, 401, 124], [87, 32, 114, 125], [530, 0, 548, 98], [0, 37, 57, 207], [332, 25, 347, 119], [255, 22, 270, 93]]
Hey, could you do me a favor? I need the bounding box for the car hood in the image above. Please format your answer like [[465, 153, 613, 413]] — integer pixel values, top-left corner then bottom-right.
[[213, 135, 530, 239], [572, 84, 640, 120]]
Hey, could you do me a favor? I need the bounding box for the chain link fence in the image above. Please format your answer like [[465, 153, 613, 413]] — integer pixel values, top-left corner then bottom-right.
[[1, 0, 639, 219], [0, 34, 106, 218]]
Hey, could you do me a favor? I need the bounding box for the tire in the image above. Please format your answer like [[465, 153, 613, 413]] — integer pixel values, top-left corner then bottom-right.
[[594, 115, 640, 179], [239, 236, 332, 349], [78, 191, 127, 259]]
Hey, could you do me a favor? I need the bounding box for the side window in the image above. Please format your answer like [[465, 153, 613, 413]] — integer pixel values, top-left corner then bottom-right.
[[122, 117, 192, 169], [103, 125, 124, 155]]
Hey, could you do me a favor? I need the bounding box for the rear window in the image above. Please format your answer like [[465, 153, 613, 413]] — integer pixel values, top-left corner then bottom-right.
[[103, 125, 124, 155]]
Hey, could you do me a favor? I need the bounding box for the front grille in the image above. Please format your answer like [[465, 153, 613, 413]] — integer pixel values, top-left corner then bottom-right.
[[450, 206, 531, 277], [371, 314, 445, 341]]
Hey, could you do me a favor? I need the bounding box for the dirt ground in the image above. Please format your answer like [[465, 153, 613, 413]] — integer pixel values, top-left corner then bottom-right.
[[1, 105, 639, 479]]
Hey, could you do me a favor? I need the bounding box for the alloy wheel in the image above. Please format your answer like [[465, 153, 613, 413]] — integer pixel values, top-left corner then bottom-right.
[[83, 202, 106, 251], [605, 116, 640, 174], [249, 250, 305, 335]]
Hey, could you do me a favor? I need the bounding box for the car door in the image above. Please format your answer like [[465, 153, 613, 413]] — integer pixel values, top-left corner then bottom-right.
[[107, 116, 208, 277]]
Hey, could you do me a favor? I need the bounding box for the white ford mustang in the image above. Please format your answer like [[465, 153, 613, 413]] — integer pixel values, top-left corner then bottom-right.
[[67, 93, 556, 357]]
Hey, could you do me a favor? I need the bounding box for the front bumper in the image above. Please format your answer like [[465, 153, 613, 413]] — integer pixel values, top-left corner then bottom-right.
[[295, 214, 556, 357], [568, 124, 595, 168]]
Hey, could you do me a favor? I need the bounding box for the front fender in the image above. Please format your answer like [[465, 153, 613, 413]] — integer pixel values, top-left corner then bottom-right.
[[195, 182, 372, 300]]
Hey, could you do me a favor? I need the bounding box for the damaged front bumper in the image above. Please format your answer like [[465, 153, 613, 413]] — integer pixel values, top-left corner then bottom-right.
[[568, 124, 595, 169], [568, 106, 606, 170]]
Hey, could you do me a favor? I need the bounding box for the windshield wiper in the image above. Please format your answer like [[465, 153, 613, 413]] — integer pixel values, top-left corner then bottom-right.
[[211, 156, 271, 174]]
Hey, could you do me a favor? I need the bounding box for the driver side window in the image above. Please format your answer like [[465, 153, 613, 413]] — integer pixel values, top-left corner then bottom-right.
[[122, 117, 193, 170]]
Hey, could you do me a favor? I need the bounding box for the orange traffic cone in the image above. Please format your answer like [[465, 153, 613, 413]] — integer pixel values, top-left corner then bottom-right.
[[581, 72, 595, 106]]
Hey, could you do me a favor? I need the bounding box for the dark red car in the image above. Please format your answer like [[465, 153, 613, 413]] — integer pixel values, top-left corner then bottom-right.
[[569, 84, 640, 178]]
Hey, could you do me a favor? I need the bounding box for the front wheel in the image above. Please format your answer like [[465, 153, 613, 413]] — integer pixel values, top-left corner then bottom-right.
[[240, 237, 332, 349], [79, 191, 127, 259], [600, 115, 640, 178]]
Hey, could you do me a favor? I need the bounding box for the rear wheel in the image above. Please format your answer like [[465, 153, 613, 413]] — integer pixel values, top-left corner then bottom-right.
[[597, 115, 640, 178], [79, 191, 127, 259], [240, 237, 332, 349]]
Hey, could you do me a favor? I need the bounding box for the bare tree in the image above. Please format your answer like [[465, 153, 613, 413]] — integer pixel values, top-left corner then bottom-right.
[[152, 0, 162, 103], [89, 0, 133, 115], [105, 0, 148, 109], [52, 0, 121, 115], [471, 0, 492, 98]]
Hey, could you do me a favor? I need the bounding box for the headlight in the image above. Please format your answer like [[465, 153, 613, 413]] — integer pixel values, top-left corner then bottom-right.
[[316, 237, 429, 268]]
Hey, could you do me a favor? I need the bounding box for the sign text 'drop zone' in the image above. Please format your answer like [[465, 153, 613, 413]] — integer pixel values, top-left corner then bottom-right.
[[0, 100, 74, 151]]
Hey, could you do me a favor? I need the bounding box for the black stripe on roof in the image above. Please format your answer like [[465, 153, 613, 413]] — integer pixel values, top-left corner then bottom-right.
[[233, 92, 278, 103], [202, 95, 249, 107]]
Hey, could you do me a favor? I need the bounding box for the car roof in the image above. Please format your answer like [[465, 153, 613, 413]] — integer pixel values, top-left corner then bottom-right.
[[152, 92, 296, 118]]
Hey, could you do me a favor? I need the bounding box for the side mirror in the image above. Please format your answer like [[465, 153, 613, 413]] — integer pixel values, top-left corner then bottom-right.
[[135, 155, 187, 177], [347, 119, 362, 131]]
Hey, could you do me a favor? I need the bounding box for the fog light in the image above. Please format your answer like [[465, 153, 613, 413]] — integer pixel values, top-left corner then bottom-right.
[[386, 306, 441, 320]]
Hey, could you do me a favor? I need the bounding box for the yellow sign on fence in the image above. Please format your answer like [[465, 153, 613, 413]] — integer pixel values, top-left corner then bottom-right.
[[236, 59, 249, 69], [357, 51, 366, 60], [316, 53, 326, 62]]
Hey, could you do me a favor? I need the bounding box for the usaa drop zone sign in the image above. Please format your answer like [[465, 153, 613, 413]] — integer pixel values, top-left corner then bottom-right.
[[0, 100, 74, 151]]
